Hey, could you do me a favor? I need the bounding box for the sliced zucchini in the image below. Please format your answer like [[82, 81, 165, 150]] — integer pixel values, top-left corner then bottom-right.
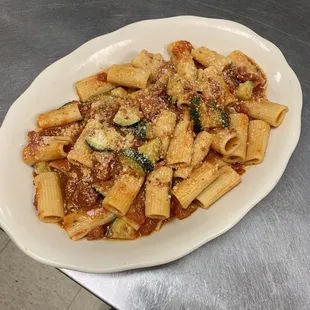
[[169, 95, 178, 105], [199, 103, 230, 130], [34, 162, 51, 174], [88, 93, 116, 104], [220, 109, 230, 128], [167, 74, 189, 105], [118, 121, 153, 139], [210, 102, 230, 128], [133, 121, 153, 139], [138, 137, 162, 163], [189, 96, 203, 133], [107, 218, 138, 240], [113, 105, 141, 127], [236, 81, 254, 101], [110, 87, 128, 98], [85, 129, 116, 151], [120, 148, 154, 173], [120, 155, 145, 176]]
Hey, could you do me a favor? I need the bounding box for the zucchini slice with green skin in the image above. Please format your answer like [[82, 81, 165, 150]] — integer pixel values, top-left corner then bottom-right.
[[85, 129, 113, 151], [88, 93, 116, 104], [134, 121, 153, 139], [209, 102, 230, 128], [120, 148, 154, 173], [199, 102, 230, 130], [138, 137, 162, 163], [190, 96, 203, 133], [119, 155, 146, 176], [113, 105, 141, 127], [118, 121, 152, 139], [236, 81, 254, 101], [107, 218, 137, 240], [169, 95, 178, 105]]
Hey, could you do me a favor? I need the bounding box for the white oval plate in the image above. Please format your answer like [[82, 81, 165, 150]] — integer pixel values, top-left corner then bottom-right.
[[0, 16, 302, 273]]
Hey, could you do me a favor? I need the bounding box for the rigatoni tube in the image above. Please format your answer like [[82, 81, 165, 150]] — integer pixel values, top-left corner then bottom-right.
[[34, 172, 64, 223], [167, 40, 197, 82], [107, 64, 151, 89], [175, 131, 213, 179], [243, 100, 288, 127], [244, 120, 270, 165], [191, 47, 231, 72], [131, 50, 166, 82], [67, 119, 102, 168], [151, 110, 177, 157], [23, 136, 73, 165], [103, 174, 145, 216], [211, 129, 241, 156], [166, 111, 194, 168], [195, 165, 241, 209], [145, 166, 173, 220], [172, 162, 219, 209], [223, 113, 249, 163], [75, 70, 116, 102], [37, 102, 83, 129], [63, 208, 116, 241]]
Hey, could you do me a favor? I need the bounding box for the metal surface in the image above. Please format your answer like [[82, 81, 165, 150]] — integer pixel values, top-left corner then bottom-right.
[[1, 1, 309, 309]]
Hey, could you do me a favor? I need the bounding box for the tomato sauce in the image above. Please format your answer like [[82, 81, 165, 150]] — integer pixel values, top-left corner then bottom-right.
[[171, 198, 198, 220], [125, 188, 146, 228], [87, 225, 107, 240], [139, 218, 160, 236], [96, 72, 108, 82], [231, 163, 246, 176], [234, 103, 251, 118], [93, 152, 122, 181]]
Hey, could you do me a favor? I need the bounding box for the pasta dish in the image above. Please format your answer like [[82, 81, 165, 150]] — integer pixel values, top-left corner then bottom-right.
[[22, 41, 288, 241]]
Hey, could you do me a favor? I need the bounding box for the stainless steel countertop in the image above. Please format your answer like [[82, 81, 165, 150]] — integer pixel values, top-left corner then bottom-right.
[[1, 1, 309, 309]]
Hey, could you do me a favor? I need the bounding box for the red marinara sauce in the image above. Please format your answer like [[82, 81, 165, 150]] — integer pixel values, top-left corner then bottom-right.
[[96, 72, 108, 82]]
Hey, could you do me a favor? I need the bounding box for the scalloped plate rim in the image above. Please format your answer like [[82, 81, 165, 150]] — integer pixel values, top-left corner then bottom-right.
[[0, 16, 302, 273]]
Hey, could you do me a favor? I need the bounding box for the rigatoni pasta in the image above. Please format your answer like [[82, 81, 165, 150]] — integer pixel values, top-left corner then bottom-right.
[[168, 40, 197, 82], [67, 119, 102, 168], [211, 129, 241, 156], [34, 172, 64, 223], [131, 50, 166, 82], [172, 162, 219, 209], [37, 102, 83, 128], [75, 70, 116, 102], [151, 110, 177, 157], [195, 165, 241, 209], [23, 136, 73, 165], [145, 166, 173, 219], [22, 40, 287, 241], [107, 64, 151, 89], [191, 47, 231, 72], [245, 120, 270, 165], [167, 74, 193, 108], [224, 113, 249, 163], [175, 131, 213, 179], [166, 111, 194, 168], [103, 173, 145, 216], [63, 208, 116, 240], [243, 100, 288, 127]]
